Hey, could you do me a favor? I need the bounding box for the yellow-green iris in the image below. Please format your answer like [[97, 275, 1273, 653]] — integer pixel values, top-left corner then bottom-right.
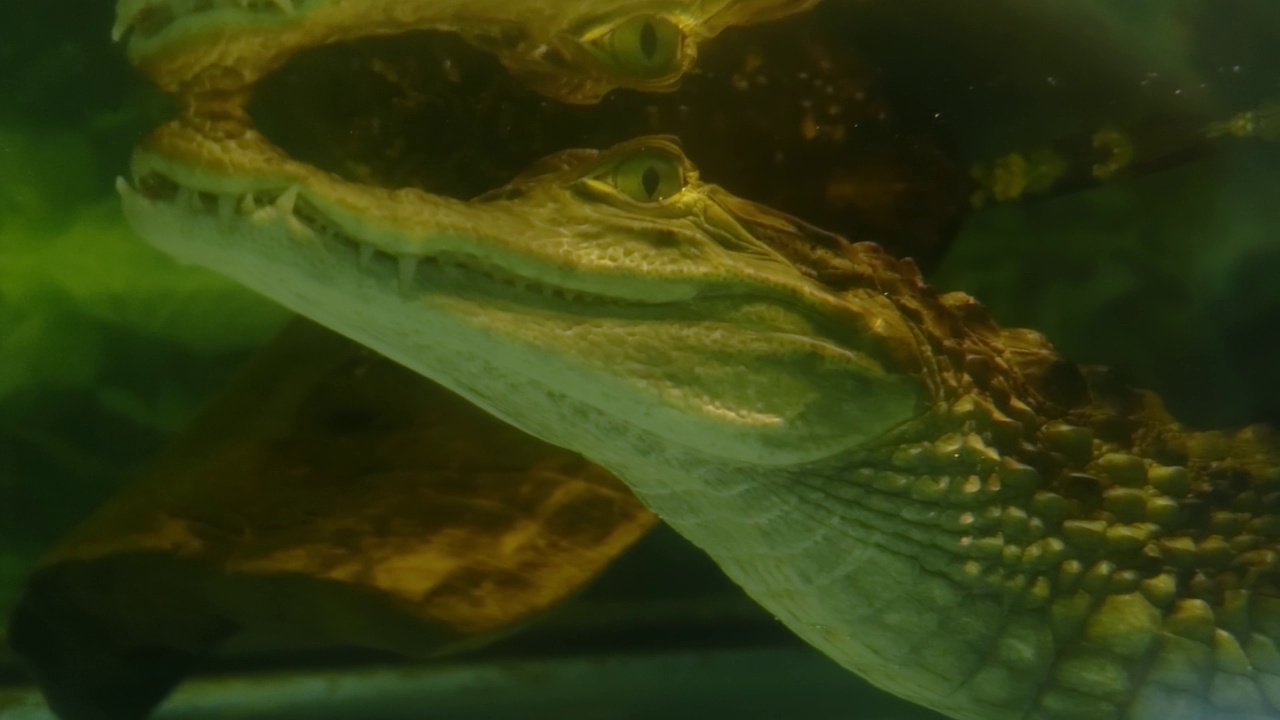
[[610, 150, 685, 203], [604, 15, 683, 79]]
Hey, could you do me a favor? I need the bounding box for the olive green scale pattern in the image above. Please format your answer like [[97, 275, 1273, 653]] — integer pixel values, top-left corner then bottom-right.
[[815, 391, 1280, 720]]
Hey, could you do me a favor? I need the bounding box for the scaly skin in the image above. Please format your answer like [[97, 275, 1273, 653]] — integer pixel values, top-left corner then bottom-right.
[[114, 1, 1280, 718]]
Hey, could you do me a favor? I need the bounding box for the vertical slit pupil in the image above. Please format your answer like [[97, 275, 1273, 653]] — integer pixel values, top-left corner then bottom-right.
[[642, 166, 660, 198], [639, 21, 658, 60]]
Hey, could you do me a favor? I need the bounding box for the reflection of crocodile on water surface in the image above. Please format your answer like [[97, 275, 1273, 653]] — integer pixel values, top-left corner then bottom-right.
[[45, 1, 1280, 718]]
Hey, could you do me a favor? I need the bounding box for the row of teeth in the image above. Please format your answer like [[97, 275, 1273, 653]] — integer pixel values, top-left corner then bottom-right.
[[127, 174, 618, 304], [113, 0, 302, 42]]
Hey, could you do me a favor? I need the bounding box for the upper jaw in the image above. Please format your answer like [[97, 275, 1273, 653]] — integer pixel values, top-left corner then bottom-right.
[[113, 0, 824, 101]]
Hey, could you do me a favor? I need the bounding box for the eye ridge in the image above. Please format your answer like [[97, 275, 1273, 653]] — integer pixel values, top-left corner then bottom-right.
[[587, 147, 686, 204]]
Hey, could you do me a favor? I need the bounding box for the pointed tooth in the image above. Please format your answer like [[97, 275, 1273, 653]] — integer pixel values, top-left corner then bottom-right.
[[114, 176, 131, 196], [274, 185, 299, 216], [285, 214, 314, 239], [239, 192, 256, 214], [358, 243, 376, 268], [398, 256, 420, 293], [218, 194, 236, 222]]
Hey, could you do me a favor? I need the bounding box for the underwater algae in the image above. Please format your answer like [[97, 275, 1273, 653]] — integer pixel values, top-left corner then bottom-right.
[[0, 122, 290, 650], [9, 318, 656, 719]]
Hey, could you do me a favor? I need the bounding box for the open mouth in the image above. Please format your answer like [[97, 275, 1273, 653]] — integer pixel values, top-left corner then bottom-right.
[[250, 29, 689, 201], [125, 3, 969, 267], [247, 14, 966, 221]]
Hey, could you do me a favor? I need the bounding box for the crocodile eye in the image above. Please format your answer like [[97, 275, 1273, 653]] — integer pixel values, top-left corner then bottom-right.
[[610, 150, 685, 202], [603, 15, 683, 79]]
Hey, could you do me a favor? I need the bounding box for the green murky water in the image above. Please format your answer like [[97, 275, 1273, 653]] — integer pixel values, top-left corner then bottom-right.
[[1, 1, 1278, 718]]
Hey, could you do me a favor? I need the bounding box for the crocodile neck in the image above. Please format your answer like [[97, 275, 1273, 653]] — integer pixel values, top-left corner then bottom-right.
[[608, 382, 1280, 720]]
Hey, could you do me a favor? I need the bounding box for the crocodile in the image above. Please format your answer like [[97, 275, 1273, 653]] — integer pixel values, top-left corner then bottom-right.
[[111, 1, 1280, 718]]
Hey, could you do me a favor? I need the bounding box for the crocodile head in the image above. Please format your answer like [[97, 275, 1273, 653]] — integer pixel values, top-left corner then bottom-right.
[[116, 0, 937, 471], [116, 2, 1280, 720], [121, 127, 932, 471]]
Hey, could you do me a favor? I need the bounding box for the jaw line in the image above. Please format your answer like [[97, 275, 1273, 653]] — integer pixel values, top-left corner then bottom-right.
[[124, 134, 711, 306], [116, 172, 642, 459], [124, 128, 875, 320]]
